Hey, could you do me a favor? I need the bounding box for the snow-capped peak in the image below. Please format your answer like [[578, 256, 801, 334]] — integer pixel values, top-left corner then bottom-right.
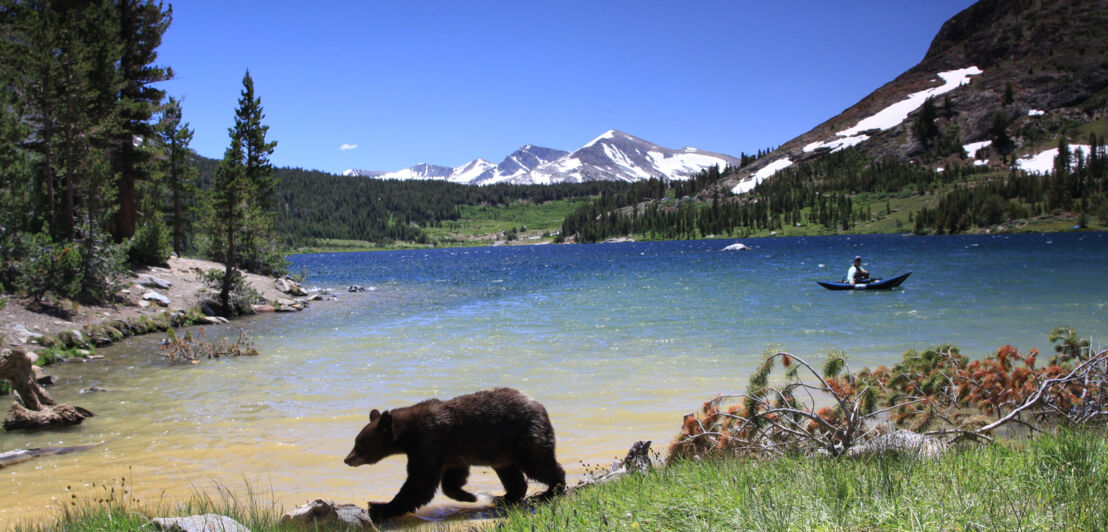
[[342, 130, 740, 186]]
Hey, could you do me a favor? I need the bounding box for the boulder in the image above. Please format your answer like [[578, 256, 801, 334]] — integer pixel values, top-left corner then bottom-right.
[[147, 514, 250, 532], [252, 304, 275, 313], [57, 329, 86, 348], [275, 277, 308, 296], [31, 366, 56, 386], [137, 274, 172, 290], [11, 324, 43, 345], [142, 291, 170, 307], [281, 499, 375, 530]]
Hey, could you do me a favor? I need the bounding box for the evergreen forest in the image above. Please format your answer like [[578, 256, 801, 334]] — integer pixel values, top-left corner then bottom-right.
[[558, 138, 1108, 243]]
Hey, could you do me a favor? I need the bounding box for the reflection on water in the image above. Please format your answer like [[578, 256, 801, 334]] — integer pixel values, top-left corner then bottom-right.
[[2, 233, 1107, 525]]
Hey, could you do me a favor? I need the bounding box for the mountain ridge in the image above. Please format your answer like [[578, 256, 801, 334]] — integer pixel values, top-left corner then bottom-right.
[[720, 0, 1108, 196], [343, 129, 740, 186]]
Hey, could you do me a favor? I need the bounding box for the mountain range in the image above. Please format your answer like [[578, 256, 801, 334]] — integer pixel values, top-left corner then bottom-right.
[[343, 130, 741, 186]]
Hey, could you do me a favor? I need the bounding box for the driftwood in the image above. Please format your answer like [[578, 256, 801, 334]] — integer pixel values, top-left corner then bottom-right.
[[577, 440, 654, 487], [0, 444, 100, 469], [0, 348, 94, 431]]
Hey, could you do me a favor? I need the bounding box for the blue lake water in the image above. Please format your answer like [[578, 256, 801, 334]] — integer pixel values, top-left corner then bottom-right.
[[3, 232, 1107, 523]]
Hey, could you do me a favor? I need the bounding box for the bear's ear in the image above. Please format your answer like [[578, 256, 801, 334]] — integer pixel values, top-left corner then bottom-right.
[[369, 409, 381, 422], [378, 411, 393, 434]]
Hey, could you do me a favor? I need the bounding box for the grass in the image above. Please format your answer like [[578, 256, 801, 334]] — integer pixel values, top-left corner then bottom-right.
[[16, 430, 1108, 531], [496, 429, 1108, 531], [422, 198, 590, 244], [286, 198, 591, 254]]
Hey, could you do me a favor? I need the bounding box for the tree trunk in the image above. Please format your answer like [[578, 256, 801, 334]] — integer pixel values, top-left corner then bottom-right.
[[0, 349, 94, 431]]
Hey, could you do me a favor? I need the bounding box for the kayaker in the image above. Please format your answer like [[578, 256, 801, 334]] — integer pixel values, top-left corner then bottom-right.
[[847, 255, 869, 284]]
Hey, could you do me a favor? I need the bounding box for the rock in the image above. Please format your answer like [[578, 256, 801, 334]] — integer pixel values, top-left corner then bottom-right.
[[143, 291, 170, 307], [281, 499, 375, 530], [252, 304, 275, 313], [137, 274, 172, 290], [57, 329, 85, 348], [199, 301, 217, 316], [274, 305, 298, 313], [200, 316, 228, 325], [722, 243, 751, 251], [302, 293, 324, 302], [11, 323, 43, 344], [276, 298, 296, 308], [847, 430, 948, 458], [148, 514, 250, 532], [31, 366, 56, 386], [348, 285, 369, 293], [275, 277, 308, 296], [79, 386, 110, 393]]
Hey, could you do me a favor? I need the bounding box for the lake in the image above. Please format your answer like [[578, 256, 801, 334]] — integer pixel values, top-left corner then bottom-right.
[[2, 232, 1107, 525]]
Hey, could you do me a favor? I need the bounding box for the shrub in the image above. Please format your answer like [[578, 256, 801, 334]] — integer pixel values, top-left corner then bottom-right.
[[200, 268, 262, 317], [127, 217, 172, 266]]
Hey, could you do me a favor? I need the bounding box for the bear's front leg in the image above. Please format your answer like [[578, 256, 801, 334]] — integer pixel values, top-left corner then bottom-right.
[[368, 459, 443, 522]]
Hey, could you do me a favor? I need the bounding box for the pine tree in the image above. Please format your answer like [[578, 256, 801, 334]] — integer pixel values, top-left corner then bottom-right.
[[155, 96, 197, 255], [206, 71, 283, 315], [110, 0, 173, 241], [912, 96, 939, 148], [231, 71, 283, 275]]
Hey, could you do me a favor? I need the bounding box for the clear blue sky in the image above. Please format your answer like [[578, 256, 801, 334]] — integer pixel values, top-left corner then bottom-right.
[[156, 1, 977, 174]]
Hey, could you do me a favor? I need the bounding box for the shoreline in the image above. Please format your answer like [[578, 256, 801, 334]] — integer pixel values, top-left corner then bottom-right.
[[1, 256, 325, 365]]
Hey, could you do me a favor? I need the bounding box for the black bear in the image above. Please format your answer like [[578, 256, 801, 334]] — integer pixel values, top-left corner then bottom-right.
[[344, 387, 566, 521]]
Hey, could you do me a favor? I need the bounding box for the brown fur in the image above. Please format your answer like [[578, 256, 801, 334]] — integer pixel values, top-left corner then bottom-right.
[[344, 388, 566, 521]]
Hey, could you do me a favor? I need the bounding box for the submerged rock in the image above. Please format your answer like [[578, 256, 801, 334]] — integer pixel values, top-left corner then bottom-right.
[[722, 243, 751, 251]]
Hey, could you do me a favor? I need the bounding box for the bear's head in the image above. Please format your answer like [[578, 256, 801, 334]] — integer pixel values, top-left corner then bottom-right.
[[344, 409, 395, 467]]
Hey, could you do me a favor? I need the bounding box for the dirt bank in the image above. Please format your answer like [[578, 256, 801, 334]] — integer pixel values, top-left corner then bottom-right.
[[1, 256, 318, 356]]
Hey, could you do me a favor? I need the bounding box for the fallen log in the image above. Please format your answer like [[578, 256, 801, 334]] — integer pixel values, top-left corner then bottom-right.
[[0, 443, 100, 469], [1, 348, 94, 431]]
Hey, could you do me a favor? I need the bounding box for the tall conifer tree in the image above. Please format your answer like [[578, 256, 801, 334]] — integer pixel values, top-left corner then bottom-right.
[[155, 96, 197, 255], [207, 71, 282, 315]]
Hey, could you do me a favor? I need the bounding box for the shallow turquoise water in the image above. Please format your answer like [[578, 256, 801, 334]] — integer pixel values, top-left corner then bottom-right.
[[3, 233, 1106, 523]]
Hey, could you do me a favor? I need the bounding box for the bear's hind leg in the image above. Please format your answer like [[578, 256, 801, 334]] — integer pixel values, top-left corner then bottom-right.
[[494, 464, 528, 503], [441, 466, 478, 503], [520, 451, 566, 499]]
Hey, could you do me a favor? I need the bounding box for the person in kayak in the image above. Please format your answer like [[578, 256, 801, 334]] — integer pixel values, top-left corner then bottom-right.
[[847, 255, 869, 284]]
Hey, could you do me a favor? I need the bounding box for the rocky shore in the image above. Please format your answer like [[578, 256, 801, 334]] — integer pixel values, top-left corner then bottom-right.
[[1, 256, 325, 358]]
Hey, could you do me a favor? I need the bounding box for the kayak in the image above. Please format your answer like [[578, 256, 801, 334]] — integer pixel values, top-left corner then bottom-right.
[[817, 272, 911, 291]]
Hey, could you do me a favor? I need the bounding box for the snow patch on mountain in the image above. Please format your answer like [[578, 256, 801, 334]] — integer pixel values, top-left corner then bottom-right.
[[963, 140, 992, 159], [731, 158, 793, 195], [1015, 144, 1094, 174], [804, 67, 983, 154]]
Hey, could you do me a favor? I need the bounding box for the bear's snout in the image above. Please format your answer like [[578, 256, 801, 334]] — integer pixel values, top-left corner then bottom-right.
[[344, 451, 366, 467]]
